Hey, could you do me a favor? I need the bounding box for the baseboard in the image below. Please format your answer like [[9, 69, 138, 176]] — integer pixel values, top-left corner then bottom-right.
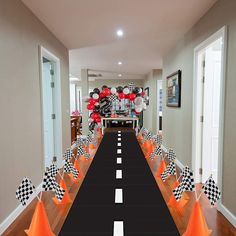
[[218, 202, 236, 228], [0, 182, 42, 235]]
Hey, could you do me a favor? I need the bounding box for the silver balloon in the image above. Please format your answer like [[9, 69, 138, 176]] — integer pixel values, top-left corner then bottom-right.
[[123, 87, 130, 95], [134, 97, 143, 106], [111, 87, 117, 94], [92, 93, 99, 100]]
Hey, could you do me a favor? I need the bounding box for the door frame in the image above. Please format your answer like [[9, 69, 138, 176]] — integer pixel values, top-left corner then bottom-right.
[[39, 46, 63, 169], [192, 26, 227, 186]]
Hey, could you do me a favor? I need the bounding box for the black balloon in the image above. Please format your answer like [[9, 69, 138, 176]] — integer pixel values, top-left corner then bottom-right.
[[89, 91, 94, 98], [93, 107, 100, 113], [93, 88, 100, 94], [102, 85, 108, 90], [133, 87, 140, 94], [136, 93, 141, 97], [116, 86, 123, 93]]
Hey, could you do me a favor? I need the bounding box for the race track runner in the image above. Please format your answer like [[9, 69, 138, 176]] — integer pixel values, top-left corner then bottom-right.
[[59, 131, 180, 236]]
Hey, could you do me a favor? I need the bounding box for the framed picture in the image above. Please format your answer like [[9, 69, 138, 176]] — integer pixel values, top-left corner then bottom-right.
[[144, 87, 149, 105], [166, 70, 181, 107]]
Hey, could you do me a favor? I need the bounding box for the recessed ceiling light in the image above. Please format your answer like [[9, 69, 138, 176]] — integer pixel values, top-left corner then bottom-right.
[[118, 74, 122, 77], [118, 61, 122, 65], [116, 29, 124, 37]]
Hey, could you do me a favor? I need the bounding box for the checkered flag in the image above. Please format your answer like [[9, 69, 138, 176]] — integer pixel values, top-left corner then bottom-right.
[[54, 182, 65, 201], [181, 166, 191, 177], [64, 148, 73, 160], [86, 131, 93, 143], [153, 135, 162, 146], [77, 145, 90, 159], [42, 172, 56, 191], [173, 170, 195, 201], [161, 162, 176, 182], [150, 146, 162, 160], [146, 131, 152, 140], [64, 159, 79, 179], [16, 177, 35, 206], [128, 82, 135, 92], [75, 138, 84, 148], [202, 176, 221, 206], [47, 164, 59, 178], [109, 94, 118, 103], [168, 149, 176, 161]]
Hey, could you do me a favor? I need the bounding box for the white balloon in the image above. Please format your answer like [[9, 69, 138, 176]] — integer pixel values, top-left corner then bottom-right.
[[111, 87, 117, 94], [134, 97, 143, 106], [95, 102, 99, 106], [143, 103, 147, 110], [139, 88, 143, 93], [135, 106, 143, 113], [92, 93, 99, 100], [123, 87, 130, 95]]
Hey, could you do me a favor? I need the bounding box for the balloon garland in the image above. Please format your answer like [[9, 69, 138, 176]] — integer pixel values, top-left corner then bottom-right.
[[86, 83, 149, 129]]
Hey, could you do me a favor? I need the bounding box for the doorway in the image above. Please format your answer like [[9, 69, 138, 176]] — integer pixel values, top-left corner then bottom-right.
[[157, 80, 163, 133], [192, 27, 227, 184], [40, 47, 63, 170]]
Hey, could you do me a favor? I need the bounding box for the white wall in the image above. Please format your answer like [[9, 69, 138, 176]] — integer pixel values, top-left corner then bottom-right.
[[0, 0, 70, 225]]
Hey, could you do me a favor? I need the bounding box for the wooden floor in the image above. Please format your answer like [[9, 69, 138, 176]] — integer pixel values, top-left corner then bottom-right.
[[2, 139, 236, 236]]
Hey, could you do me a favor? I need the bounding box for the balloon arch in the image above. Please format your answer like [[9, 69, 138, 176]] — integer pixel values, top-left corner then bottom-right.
[[86, 83, 149, 130]]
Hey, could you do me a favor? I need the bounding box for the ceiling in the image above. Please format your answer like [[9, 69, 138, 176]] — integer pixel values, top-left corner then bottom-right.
[[22, 0, 217, 80]]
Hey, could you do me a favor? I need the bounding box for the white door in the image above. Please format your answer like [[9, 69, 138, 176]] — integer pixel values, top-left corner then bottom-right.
[[42, 61, 55, 169], [202, 40, 222, 183]]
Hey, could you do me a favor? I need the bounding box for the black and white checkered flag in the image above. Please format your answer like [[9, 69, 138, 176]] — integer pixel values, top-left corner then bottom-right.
[[86, 131, 93, 143], [168, 149, 176, 161], [150, 146, 162, 160], [128, 82, 135, 92], [47, 164, 59, 178], [54, 182, 65, 201], [16, 177, 35, 206], [77, 145, 90, 159], [64, 148, 73, 160], [64, 159, 79, 179], [173, 170, 195, 201], [161, 162, 176, 182], [181, 166, 191, 177], [202, 176, 221, 206], [42, 172, 55, 191], [109, 94, 118, 103], [153, 135, 162, 146], [76, 138, 84, 148]]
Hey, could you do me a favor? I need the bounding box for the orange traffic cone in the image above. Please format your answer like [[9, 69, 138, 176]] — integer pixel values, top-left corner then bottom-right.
[[74, 159, 84, 178], [89, 143, 96, 150], [182, 201, 212, 236], [146, 142, 155, 159], [68, 173, 80, 183], [52, 179, 72, 204], [156, 159, 166, 178], [168, 193, 188, 214], [137, 134, 143, 142], [25, 201, 55, 236]]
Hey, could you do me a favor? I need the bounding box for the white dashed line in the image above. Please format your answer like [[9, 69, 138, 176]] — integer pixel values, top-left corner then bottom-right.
[[118, 131, 121, 133], [117, 158, 122, 164], [118, 138, 121, 141], [117, 143, 121, 147], [113, 221, 124, 236], [115, 189, 123, 203], [118, 134, 121, 137], [116, 170, 122, 179], [117, 149, 122, 154]]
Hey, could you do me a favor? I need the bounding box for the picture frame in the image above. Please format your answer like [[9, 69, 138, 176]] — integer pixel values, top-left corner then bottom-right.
[[166, 70, 181, 107], [144, 87, 149, 105]]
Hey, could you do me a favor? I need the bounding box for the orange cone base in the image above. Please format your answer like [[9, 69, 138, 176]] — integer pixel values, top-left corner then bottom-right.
[[182, 201, 212, 236], [89, 144, 97, 150], [53, 180, 72, 204], [168, 194, 188, 215], [25, 201, 55, 236], [156, 160, 167, 178], [74, 159, 84, 178], [79, 155, 87, 162], [68, 173, 80, 183]]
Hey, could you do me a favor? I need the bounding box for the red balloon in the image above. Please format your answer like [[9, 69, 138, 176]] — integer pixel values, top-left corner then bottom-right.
[[99, 92, 105, 98], [95, 117, 101, 123], [125, 94, 129, 99], [103, 88, 111, 96], [135, 110, 140, 114], [91, 112, 99, 120], [129, 93, 136, 101], [119, 92, 125, 99], [88, 98, 97, 105], [87, 104, 95, 110]]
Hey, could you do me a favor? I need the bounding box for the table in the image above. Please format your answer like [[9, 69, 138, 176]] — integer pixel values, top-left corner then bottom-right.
[[101, 117, 139, 135]]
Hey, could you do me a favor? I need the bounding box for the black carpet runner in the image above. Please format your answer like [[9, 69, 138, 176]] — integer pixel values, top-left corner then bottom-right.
[[59, 131, 179, 235]]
